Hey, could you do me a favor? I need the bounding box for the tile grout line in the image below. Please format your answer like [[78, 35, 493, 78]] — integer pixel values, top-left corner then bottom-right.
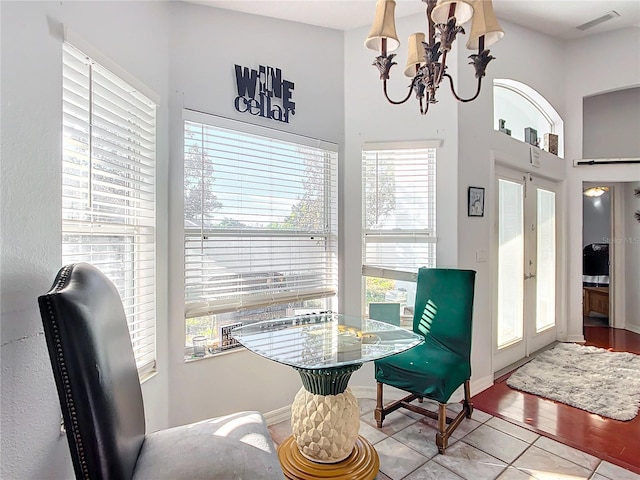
[[476, 407, 633, 477], [270, 403, 638, 480], [532, 437, 603, 475]]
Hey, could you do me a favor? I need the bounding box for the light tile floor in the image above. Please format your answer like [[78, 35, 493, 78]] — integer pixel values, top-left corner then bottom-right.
[[268, 397, 640, 480]]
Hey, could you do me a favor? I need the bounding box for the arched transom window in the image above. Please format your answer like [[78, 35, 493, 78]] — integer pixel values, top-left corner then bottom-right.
[[494, 79, 564, 158]]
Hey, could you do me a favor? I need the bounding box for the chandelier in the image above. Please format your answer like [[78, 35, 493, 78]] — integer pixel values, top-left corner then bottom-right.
[[365, 0, 504, 114]]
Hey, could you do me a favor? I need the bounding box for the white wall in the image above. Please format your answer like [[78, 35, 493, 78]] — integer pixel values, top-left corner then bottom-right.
[[583, 87, 640, 159], [166, 2, 345, 427], [625, 182, 640, 332], [0, 2, 170, 478], [583, 191, 611, 247], [565, 27, 640, 340]]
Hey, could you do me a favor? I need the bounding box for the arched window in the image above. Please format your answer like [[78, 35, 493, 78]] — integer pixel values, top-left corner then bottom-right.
[[494, 79, 564, 157]]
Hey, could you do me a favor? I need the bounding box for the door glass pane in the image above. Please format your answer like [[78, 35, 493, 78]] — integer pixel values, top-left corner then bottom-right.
[[498, 179, 524, 348], [536, 188, 556, 331]]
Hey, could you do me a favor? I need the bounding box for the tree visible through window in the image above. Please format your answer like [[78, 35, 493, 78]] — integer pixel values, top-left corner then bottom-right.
[[363, 157, 396, 229], [184, 131, 223, 226]]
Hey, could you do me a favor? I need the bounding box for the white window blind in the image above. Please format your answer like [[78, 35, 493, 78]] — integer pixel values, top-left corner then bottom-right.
[[62, 43, 157, 376], [183, 112, 338, 326], [362, 146, 437, 272]]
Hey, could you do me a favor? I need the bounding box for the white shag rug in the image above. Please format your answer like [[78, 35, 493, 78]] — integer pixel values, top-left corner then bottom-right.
[[506, 343, 640, 421]]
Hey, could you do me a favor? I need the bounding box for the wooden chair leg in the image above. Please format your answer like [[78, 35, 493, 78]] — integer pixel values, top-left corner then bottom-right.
[[436, 379, 474, 454], [435, 403, 448, 454], [375, 382, 385, 428], [463, 379, 474, 419]]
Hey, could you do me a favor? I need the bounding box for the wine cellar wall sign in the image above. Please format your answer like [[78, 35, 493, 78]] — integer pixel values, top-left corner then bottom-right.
[[234, 64, 295, 123]]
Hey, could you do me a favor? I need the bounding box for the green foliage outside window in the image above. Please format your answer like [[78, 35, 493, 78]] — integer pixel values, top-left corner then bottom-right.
[[366, 277, 396, 305]]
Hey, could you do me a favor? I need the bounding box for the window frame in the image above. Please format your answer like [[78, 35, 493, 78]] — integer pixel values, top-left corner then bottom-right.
[[361, 141, 439, 317], [493, 78, 565, 157], [182, 109, 339, 356], [62, 42, 158, 378]]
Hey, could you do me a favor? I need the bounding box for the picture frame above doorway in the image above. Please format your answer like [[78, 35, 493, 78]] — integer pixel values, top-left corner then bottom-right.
[[468, 186, 485, 217]]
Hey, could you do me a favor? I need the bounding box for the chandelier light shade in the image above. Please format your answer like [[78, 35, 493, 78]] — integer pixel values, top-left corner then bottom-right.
[[365, 0, 400, 53], [404, 33, 426, 77], [431, 0, 474, 25], [466, 0, 504, 49], [365, 0, 505, 115]]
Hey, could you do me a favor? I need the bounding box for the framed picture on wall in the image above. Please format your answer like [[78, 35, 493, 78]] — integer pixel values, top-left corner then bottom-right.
[[468, 187, 485, 217]]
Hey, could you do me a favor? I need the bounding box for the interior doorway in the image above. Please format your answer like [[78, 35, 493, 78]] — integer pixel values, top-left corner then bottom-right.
[[582, 183, 612, 328]]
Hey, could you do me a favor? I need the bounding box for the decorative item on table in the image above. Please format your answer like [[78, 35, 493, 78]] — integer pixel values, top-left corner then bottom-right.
[[192, 335, 207, 357], [219, 322, 243, 350], [498, 119, 511, 136], [544, 133, 558, 155], [365, 0, 505, 115], [467, 186, 485, 217], [295, 310, 333, 325], [524, 127, 538, 146]]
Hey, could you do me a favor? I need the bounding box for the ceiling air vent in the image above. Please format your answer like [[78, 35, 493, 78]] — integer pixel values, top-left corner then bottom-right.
[[576, 11, 620, 31]]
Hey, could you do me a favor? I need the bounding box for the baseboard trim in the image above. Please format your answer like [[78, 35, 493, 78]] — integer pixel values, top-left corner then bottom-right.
[[350, 385, 407, 401], [447, 375, 494, 402], [626, 324, 640, 335], [565, 334, 585, 343], [494, 342, 560, 380], [264, 405, 291, 426], [470, 375, 494, 396], [350, 385, 375, 399]]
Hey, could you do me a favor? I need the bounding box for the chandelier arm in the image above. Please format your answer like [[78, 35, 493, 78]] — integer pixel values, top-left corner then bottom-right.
[[436, 50, 449, 87], [382, 78, 417, 105], [419, 94, 430, 115], [442, 73, 483, 103]]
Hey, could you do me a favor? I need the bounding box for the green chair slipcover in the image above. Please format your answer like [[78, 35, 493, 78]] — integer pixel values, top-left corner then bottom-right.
[[368, 302, 401, 326], [374, 267, 476, 454]]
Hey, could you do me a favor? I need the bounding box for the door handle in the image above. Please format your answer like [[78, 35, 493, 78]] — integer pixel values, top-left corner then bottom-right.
[[524, 273, 536, 280]]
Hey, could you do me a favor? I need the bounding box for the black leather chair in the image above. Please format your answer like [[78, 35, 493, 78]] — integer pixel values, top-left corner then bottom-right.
[[38, 262, 283, 480]]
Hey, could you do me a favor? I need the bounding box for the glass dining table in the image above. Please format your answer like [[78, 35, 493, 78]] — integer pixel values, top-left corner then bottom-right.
[[232, 312, 423, 480]]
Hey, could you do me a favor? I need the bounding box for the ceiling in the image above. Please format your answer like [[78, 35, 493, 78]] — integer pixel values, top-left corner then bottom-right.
[[187, 0, 640, 40]]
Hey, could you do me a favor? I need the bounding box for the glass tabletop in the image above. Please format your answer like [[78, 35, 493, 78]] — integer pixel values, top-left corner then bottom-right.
[[231, 312, 423, 370]]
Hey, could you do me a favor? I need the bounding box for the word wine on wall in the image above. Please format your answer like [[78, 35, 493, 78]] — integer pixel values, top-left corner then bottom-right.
[[234, 64, 295, 123]]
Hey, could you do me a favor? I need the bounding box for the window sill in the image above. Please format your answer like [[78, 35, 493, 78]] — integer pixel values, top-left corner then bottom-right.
[[184, 345, 245, 363], [140, 369, 158, 384]]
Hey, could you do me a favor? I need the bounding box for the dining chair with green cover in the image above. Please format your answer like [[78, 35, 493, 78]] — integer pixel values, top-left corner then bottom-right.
[[374, 267, 476, 454]]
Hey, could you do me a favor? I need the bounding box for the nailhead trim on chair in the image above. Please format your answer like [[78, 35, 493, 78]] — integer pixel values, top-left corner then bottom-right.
[[45, 264, 90, 480]]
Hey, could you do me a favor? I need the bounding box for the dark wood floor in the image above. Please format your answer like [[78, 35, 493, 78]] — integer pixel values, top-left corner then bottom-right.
[[472, 326, 640, 475]]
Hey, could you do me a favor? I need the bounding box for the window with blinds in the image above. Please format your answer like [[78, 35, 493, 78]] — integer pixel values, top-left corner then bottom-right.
[[62, 43, 157, 376], [183, 112, 338, 355], [362, 144, 437, 317]]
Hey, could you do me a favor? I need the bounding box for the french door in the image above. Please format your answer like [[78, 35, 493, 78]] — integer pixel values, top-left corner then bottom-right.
[[494, 167, 558, 372]]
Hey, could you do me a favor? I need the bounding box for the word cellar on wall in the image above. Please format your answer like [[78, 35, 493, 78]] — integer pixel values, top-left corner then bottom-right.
[[234, 64, 295, 123]]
